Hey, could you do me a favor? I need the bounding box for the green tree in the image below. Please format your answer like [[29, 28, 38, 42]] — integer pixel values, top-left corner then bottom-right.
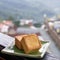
[[0, 17, 3, 22], [14, 21, 20, 27], [34, 23, 41, 27], [7, 16, 14, 21]]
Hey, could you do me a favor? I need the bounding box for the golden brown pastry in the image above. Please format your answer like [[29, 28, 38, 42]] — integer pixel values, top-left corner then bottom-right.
[[15, 35, 27, 49], [21, 34, 41, 54]]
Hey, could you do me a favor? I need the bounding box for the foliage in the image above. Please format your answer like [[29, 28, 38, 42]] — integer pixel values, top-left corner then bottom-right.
[[7, 16, 15, 21], [34, 23, 41, 27], [14, 21, 20, 27]]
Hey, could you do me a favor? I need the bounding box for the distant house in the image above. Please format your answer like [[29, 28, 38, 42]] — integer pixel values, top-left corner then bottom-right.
[[0, 20, 16, 34], [0, 23, 9, 33], [3, 20, 14, 27], [0, 23, 4, 30], [16, 27, 40, 36], [20, 19, 33, 26]]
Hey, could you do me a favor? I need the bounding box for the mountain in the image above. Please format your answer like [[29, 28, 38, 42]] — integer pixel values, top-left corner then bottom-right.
[[0, 0, 56, 22]]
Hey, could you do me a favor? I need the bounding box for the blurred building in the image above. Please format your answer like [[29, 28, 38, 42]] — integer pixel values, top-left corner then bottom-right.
[[0, 20, 16, 34], [20, 19, 33, 26], [3, 20, 14, 27]]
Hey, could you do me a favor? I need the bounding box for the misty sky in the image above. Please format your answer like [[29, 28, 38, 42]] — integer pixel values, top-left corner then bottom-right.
[[0, 0, 60, 15], [0, 0, 60, 8], [25, 0, 60, 13]]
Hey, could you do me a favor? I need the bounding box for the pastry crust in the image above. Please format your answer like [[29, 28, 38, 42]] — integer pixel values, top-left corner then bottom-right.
[[21, 34, 41, 54], [15, 35, 27, 49]]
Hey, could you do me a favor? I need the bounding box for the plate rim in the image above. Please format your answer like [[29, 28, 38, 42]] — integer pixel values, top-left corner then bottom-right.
[[1, 41, 50, 58]]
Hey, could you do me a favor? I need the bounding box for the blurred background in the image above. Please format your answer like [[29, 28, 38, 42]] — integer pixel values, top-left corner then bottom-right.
[[0, 0, 60, 58]]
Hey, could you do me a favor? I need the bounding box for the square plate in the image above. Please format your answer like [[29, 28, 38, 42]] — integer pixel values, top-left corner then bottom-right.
[[1, 41, 50, 58]]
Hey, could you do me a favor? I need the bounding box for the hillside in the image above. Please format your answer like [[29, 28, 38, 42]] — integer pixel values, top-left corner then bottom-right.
[[0, 0, 56, 22]]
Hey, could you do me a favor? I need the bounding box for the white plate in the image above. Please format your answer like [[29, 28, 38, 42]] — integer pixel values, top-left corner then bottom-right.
[[1, 41, 50, 58]]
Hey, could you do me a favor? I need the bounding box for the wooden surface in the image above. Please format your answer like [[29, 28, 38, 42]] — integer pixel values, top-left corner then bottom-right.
[[0, 52, 60, 60]]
